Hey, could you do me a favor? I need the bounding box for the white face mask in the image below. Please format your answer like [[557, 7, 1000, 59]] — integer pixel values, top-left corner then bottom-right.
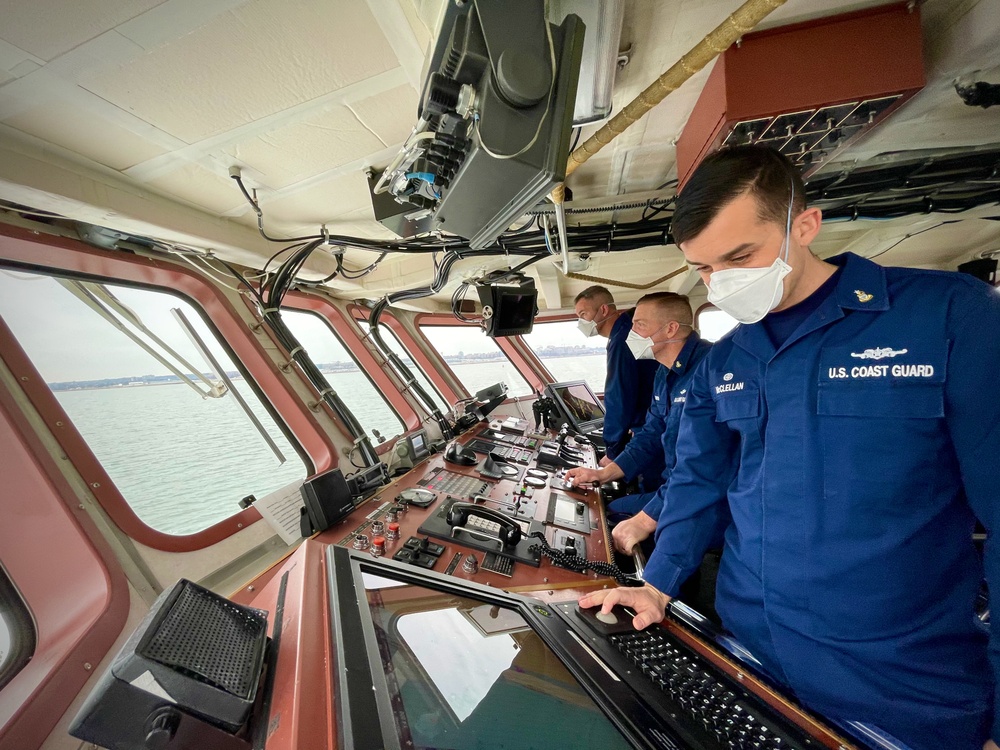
[[577, 318, 599, 337], [626, 323, 688, 360], [705, 185, 796, 325], [576, 306, 608, 338]]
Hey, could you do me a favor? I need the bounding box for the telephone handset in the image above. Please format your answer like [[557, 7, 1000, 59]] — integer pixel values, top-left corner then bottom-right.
[[446, 502, 522, 547]]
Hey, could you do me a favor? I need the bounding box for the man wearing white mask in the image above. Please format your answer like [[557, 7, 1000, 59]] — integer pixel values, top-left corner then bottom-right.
[[580, 145, 1000, 750], [573, 286, 657, 463], [565, 292, 712, 557]]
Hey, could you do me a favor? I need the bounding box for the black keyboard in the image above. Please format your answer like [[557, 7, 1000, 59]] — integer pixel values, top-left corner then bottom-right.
[[609, 629, 809, 750]]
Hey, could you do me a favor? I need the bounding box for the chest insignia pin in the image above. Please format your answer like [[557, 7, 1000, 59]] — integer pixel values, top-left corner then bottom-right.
[[854, 289, 874, 303]]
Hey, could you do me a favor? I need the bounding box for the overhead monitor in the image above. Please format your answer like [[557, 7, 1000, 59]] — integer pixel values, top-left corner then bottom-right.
[[372, 1, 585, 248], [545, 380, 605, 434], [477, 280, 538, 337]]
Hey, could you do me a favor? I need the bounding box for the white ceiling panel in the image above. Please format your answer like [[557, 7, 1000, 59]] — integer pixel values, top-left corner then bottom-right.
[[398, 0, 439, 53], [347, 84, 420, 148], [3, 101, 167, 171], [251, 170, 374, 230], [0, 0, 165, 62], [146, 162, 248, 215], [79, 0, 399, 143], [225, 105, 386, 190]]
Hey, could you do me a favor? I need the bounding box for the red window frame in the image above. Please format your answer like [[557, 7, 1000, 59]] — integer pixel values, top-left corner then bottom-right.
[[0, 367, 130, 749], [350, 305, 463, 407], [0, 224, 340, 552], [281, 293, 418, 444]]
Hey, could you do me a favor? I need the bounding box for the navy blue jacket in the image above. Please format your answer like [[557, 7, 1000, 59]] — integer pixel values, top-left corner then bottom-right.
[[645, 253, 1000, 749], [603, 309, 658, 459], [614, 332, 712, 518]]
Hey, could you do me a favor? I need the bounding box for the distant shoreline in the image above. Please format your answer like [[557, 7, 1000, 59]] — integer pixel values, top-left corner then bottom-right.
[[48, 350, 604, 392]]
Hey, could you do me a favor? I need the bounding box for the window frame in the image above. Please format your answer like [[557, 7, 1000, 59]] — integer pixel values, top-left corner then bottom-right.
[[352, 306, 464, 407], [414, 314, 545, 398], [0, 224, 340, 552], [280, 294, 414, 441], [350, 306, 457, 411], [0, 360, 130, 749], [0, 564, 34, 692]]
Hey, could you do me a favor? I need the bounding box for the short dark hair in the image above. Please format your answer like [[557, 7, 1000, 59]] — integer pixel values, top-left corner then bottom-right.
[[636, 291, 693, 326], [671, 145, 807, 246], [574, 285, 614, 305]]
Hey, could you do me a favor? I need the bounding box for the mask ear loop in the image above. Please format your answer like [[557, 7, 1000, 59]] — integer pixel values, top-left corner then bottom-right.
[[780, 178, 795, 264]]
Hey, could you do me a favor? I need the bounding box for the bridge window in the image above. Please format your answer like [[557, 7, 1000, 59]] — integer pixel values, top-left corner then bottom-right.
[[0, 269, 306, 536], [357, 321, 450, 414], [0, 566, 34, 691], [521, 320, 606, 393], [281, 310, 404, 442], [697, 306, 740, 342], [419, 324, 532, 398]]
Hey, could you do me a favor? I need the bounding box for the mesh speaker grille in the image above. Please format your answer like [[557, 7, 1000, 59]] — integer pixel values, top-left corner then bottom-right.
[[141, 581, 267, 699]]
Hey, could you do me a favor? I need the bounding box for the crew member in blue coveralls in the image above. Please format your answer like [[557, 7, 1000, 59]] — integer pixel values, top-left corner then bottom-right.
[[574, 286, 657, 463], [564, 292, 712, 556], [581, 145, 1000, 750]]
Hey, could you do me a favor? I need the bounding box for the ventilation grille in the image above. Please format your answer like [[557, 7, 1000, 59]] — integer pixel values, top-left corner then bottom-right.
[[722, 95, 903, 170], [141, 581, 267, 699]]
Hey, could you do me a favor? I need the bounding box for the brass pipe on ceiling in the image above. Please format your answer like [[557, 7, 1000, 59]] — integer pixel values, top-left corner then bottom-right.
[[551, 0, 788, 206]]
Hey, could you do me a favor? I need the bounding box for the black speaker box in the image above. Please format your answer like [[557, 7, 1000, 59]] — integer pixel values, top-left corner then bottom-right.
[[69, 579, 268, 750], [300, 467, 355, 534]]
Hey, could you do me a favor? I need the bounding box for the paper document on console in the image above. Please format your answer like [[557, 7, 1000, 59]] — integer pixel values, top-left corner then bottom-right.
[[254, 480, 305, 545]]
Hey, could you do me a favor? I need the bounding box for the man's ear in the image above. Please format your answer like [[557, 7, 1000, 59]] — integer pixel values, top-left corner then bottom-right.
[[794, 206, 823, 246]]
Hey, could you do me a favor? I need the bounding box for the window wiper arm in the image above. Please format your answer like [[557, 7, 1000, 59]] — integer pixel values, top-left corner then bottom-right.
[[59, 280, 224, 398], [171, 307, 286, 466]]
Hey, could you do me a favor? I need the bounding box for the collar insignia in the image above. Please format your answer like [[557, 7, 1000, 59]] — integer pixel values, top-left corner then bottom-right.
[[854, 289, 874, 303]]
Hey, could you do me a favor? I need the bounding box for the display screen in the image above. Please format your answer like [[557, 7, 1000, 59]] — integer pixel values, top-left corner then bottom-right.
[[550, 381, 604, 428], [494, 290, 536, 335], [410, 431, 427, 458], [362, 573, 630, 750]]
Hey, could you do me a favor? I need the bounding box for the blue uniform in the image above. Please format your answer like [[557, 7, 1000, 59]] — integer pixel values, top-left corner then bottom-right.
[[644, 252, 1000, 750], [603, 310, 658, 460], [611, 333, 712, 519]]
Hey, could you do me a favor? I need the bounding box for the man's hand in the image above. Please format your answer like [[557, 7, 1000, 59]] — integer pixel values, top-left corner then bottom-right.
[[612, 511, 657, 554], [564, 466, 604, 486], [983, 740, 999, 750], [579, 584, 671, 630], [599, 455, 612, 467]]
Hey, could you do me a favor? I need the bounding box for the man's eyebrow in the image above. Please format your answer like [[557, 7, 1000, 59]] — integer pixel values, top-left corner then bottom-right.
[[687, 242, 757, 267]]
